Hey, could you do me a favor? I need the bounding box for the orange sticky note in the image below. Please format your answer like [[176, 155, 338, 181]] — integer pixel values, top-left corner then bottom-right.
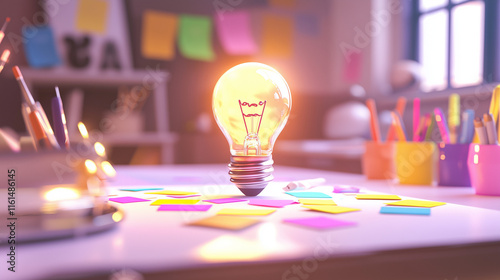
[[261, 14, 293, 58], [269, 0, 297, 8], [144, 190, 198, 195], [385, 200, 446, 208], [189, 216, 260, 230], [76, 0, 108, 33], [355, 194, 401, 200], [217, 208, 276, 216], [303, 205, 360, 214], [141, 10, 178, 60], [299, 199, 337, 205], [150, 199, 199, 205]]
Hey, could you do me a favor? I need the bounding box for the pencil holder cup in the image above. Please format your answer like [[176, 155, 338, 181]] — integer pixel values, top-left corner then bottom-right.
[[438, 143, 471, 187], [362, 141, 396, 180], [467, 144, 500, 196], [395, 142, 436, 185]]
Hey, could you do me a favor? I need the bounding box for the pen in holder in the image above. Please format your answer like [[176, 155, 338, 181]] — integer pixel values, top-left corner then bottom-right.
[[438, 143, 471, 186], [362, 141, 396, 180], [467, 144, 500, 196], [395, 142, 436, 185]]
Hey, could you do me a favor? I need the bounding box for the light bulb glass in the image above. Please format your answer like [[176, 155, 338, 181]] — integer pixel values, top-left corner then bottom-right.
[[213, 62, 291, 156]]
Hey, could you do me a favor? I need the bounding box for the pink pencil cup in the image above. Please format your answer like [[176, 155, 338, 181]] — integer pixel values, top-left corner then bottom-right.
[[467, 144, 500, 196]]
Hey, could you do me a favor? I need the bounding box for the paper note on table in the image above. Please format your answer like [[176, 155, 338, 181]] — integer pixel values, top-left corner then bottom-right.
[[141, 10, 178, 60], [248, 199, 296, 208], [167, 195, 201, 198], [150, 199, 200, 205], [299, 199, 336, 205], [119, 187, 164, 192], [23, 25, 61, 68], [355, 194, 401, 200], [261, 14, 293, 58], [109, 197, 150, 204], [217, 208, 276, 216], [385, 200, 446, 208], [158, 204, 212, 211], [189, 215, 260, 230], [178, 15, 215, 61], [145, 190, 198, 195], [284, 216, 357, 230], [303, 205, 360, 214], [203, 198, 247, 204], [75, 0, 108, 33], [286, 191, 331, 198], [215, 11, 257, 55], [380, 206, 431, 215], [333, 185, 360, 193]]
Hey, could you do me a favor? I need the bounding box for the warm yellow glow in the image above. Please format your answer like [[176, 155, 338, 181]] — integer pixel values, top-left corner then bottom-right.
[[212, 62, 291, 156], [112, 211, 124, 222], [85, 159, 97, 174], [440, 154, 445, 160], [94, 142, 106, 157], [1, 49, 10, 62], [258, 223, 277, 248], [474, 154, 479, 164], [101, 161, 116, 177], [474, 144, 480, 153], [78, 122, 89, 139], [198, 236, 266, 262], [44, 187, 80, 201]]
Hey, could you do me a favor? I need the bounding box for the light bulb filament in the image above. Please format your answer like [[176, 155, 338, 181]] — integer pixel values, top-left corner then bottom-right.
[[239, 100, 266, 135]]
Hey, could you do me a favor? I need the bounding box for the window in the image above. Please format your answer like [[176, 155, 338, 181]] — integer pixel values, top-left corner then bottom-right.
[[410, 0, 498, 92]]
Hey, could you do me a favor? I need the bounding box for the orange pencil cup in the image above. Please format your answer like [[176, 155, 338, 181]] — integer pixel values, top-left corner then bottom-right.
[[395, 142, 436, 185], [362, 141, 396, 180]]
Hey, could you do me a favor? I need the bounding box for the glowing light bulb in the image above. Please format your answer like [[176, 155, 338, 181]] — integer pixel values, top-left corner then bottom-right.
[[212, 62, 292, 196]]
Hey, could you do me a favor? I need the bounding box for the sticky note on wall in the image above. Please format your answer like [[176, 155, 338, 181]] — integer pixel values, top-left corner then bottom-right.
[[261, 14, 293, 58], [215, 11, 257, 55], [269, 0, 297, 8], [178, 15, 215, 61], [141, 11, 178, 60], [75, 0, 109, 33], [23, 25, 61, 68]]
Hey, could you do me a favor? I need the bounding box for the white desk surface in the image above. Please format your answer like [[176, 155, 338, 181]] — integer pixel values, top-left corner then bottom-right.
[[4, 164, 500, 280]]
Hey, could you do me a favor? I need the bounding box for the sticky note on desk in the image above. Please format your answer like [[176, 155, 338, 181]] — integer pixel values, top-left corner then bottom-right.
[[286, 191, 331, 198], [355, 194, 401, 200], [151, 199, 199, 205], [109, 196, 150, 204], [248, 199, 296, 208], [158, 204, 211, 212], [333, 185, 360, 193], [203, 198, 246, 204], [119, 187, 164, 192], [76, 0, 108, 33], [385, 200, 446, 208], [303, 205, 360, 214], [299, 199, 336, 205], [141, 10, 178, 60], [380, 206, 431, 215], [189, 216, 260, 230], [284, 216, 357, 230], [217, 208, 276, 216], [145, 190, 198, 195]]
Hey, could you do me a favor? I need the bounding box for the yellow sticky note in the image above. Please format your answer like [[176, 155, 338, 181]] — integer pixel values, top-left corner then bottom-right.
[[355, 194, 401, 200], [303, 205, 360, 214], [141, 11, 178, 60], [299, 199, 337, 205], [217, 208, 276, 216], [189, 215, 260, 230], [261, 14, 293, 58], [151, 199, 199, 205], [145, 190, 198, 195], [386, 200, 446, 208], [76, 0, 108, 33]]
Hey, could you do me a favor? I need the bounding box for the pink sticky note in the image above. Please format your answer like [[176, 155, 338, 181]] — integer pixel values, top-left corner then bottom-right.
[[343, 51, 362, 83], [203, 198, 247, 204], [166, 194, 201, 198], [215, 11, 257, 55], [333, 186, 360, 193], [109, 196, 150, 204], [248, 199, 296, 208], [158, 204, 212, 211], [284, 216, 357, 230]]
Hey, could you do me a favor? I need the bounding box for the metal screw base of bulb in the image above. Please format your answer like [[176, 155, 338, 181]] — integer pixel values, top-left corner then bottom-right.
[[228, 155, 274, 196]]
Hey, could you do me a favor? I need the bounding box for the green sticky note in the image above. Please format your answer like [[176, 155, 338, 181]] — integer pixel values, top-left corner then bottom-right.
[[178, 15, 215, 61]]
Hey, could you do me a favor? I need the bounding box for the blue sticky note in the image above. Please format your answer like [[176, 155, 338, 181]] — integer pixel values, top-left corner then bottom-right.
[[23, 25, 61, 68], [119, 187, 164, 192], [286, 191, 331, 198], [380, 206, 431, 215], [295, 13, 320, 35]]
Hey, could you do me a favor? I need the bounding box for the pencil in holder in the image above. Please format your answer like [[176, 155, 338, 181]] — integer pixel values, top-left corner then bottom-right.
[[395, 142, 436, 185], [362, 141, 396, 180], [467, 144, 500, 196], [438, 143, 471, 187]]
